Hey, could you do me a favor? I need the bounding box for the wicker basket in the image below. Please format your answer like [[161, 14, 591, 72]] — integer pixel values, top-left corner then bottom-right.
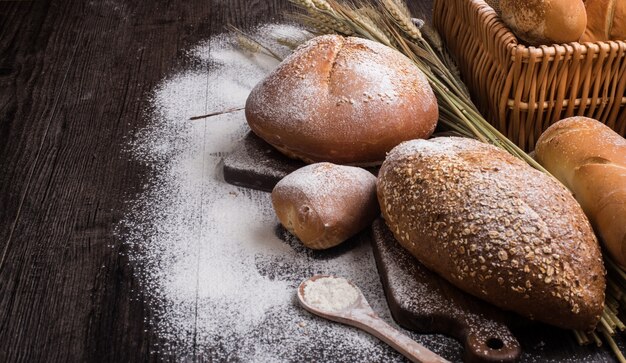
[[433, 0, 626, 151]]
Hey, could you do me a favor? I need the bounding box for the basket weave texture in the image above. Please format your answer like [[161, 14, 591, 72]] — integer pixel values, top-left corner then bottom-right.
[[433, 0, 626, 151]]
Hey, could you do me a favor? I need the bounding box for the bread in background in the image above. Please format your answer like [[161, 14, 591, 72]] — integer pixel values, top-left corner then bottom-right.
[[500, 0, 587, 45], [581, 0, 626, 41], [535, 117, 626, 268]]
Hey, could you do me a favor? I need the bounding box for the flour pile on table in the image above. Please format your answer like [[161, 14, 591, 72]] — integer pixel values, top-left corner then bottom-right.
[[121, 24, 461, 361]]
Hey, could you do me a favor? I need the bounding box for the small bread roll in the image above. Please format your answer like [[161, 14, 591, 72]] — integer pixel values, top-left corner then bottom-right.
[[378, 137, 605, 331], [246, 35, 438, 166], [272, 163, 379, 249], [581, 0, 626, 42], [500, 0, 587, 45], [535, 117, 626, 267]]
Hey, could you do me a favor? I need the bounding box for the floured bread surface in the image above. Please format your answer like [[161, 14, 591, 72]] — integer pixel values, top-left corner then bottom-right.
[[377, 137, 605, 331], [246, 35, 438, 166], [272, 162, 379, 250], [500, 0, 587, 45]]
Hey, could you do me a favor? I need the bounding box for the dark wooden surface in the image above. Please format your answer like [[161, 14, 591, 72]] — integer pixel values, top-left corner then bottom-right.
[[6, 1, 617, 363], [0, 1, 430, 362]]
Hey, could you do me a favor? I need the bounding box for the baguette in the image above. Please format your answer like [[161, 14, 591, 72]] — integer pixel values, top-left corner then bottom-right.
[[535, 117, 626, 268], [377, 137, 605, 331]]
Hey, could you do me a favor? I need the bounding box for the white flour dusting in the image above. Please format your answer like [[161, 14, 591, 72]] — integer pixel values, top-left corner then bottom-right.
[[120, 24, 462, 361], [303, 276, 360, 312]]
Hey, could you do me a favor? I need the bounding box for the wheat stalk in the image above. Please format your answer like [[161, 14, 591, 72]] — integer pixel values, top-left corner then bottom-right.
[[380, 0, 420, 40], [189, 107, 245, 121], [227, 25, 283, 61], [311, 0, 333, 12], [290, 0, 355, 35]]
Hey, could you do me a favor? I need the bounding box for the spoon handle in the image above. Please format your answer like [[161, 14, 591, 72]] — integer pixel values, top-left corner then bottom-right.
[[352, 311, 450, 363]]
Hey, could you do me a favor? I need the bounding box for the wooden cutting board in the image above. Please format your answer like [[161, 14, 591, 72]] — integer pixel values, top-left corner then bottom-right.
[[223, 131, 304, 192], [223, 132, 378, 191], [371, 218, 521, 362]]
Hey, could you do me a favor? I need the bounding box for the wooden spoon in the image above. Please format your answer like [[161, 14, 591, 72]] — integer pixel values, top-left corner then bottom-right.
[[297, 275, 451, 363]]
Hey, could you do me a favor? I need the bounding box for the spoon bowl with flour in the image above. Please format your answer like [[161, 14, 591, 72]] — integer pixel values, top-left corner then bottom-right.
[[298, 275, 450, 363]]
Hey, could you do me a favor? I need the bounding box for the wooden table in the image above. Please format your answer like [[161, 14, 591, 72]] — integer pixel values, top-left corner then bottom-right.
[[0, 1, 618, 362]]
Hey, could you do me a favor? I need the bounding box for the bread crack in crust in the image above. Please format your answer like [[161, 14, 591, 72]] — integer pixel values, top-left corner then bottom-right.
[[245, 34, 438, 165]]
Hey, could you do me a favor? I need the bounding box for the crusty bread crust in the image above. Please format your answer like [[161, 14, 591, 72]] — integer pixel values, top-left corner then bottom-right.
[[500, 0, 587, 45], [377, 137, 605, 331], [245, 35, 438, 166], [581, 0, 626, 41], [536, 116, 626, 268]]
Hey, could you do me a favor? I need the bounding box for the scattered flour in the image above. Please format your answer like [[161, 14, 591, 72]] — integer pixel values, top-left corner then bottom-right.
[[303, 276, 360, 312], [120, 23, 462, 361]]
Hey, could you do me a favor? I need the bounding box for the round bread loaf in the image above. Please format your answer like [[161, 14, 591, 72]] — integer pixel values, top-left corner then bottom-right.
[[500, 0, 587, 45], [272, 163, 379, 250], [581, 0, 626, 42], [535, 117, 626, 268], [377, 137, 605, 331], [245, 35, 438, 166]]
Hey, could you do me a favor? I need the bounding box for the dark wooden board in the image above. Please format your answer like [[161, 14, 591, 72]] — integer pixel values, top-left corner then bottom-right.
[[223, 131, 380, 191], [372, 218, 624, 363], [371, 218, 521, 363], [223, 131, 306, 192]]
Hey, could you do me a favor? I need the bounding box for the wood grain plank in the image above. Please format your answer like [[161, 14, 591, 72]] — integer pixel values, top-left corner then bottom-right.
[[0, 0, 76, 271], [0, 1, 210, 362], [0, 5, 86, 362]]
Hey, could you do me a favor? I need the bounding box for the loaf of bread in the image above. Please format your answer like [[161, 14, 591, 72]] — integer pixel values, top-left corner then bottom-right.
[[581, 0, 626, 41], [246, 35, 438, 166], [272, 163, 379, 250], [377, 137, 605, 331], [535, 117, 626, 268], [500, 0, 587, 45]]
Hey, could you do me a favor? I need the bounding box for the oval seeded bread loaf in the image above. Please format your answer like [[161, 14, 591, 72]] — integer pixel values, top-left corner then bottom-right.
[[377, 137, 605, 331]]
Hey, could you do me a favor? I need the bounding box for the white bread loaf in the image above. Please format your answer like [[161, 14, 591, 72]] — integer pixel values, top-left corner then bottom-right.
[[535, 117, 626, 268], [378, 137, 605, 331], [500, 0, 587, 45], [272, 163, 379, 250], [246, 35, 438, 166]]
